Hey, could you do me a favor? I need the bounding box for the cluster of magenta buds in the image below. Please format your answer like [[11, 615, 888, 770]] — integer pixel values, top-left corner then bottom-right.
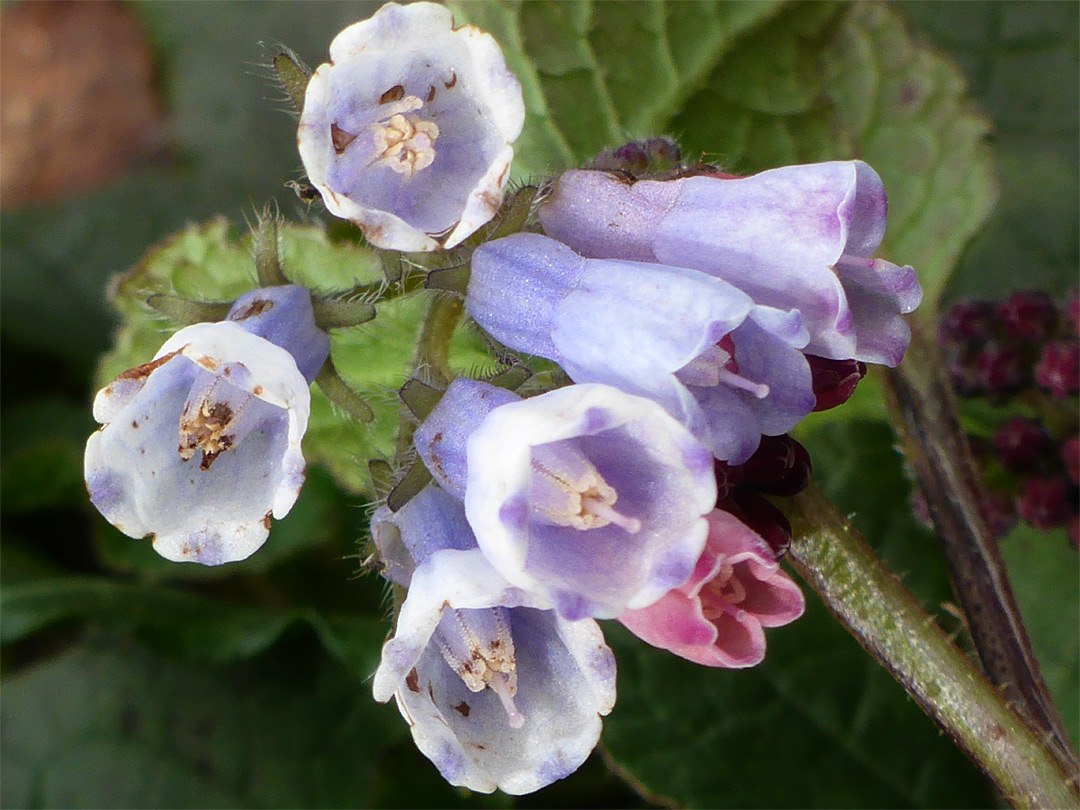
[[938, 289, 1079, 399], [84, 3, 924, 796], [936, 290, 1080, 544]]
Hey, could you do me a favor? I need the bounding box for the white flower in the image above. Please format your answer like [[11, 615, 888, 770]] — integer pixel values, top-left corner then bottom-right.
[[85, 320, 313, 565], [298, 2, 525, 252]]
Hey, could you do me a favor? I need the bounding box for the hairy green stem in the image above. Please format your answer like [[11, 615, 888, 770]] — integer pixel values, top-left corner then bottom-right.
[[393, 291, 464, 464], [785, 485, 1079, 808], [880, 323, 1078, 775], [414, 292, 463, 389]]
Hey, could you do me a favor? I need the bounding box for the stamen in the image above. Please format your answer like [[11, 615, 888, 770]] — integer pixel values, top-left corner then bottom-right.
[[677, 336, 769, 398], [487, 671, 526, 729], [530, 448, 638, 533], [178, 376, 256, 469], [366, 95, 440, 179]]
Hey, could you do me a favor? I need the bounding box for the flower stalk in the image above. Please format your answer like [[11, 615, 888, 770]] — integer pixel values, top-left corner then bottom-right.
[[881, 321, 1079, 775], [784, 484, 1079, 808]]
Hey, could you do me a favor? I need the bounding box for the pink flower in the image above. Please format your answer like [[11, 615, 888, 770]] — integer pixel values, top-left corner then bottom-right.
[[619, 510, 805, 668]]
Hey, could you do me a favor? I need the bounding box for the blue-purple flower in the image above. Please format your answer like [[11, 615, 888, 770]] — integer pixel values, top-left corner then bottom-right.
[[468, 233, 815, 463], [298, 2, 525, 251], [371, 485, 616, 794], [413, 379, 717, 620], [84, 286, 329, 565], [538, 162, 922, 366]]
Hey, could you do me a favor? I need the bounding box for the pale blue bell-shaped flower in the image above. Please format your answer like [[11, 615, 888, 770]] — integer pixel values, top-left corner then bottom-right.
[[468, 233, 816, 463], [413, 379, 717, 620], [538, 163, 922, 366], [371, 485, 616, 795]]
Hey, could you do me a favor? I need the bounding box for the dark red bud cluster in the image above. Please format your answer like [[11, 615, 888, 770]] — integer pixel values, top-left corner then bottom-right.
[[1000, 290, 1058, 342], [938, 291, 1078, 399], [715, 434, 812, 554], [935, 292, 1078, 546], [993, 417, 1053, 474], [806, 355, 867, 412]]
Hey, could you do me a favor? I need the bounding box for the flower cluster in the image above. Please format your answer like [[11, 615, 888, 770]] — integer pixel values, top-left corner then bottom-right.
[[379, 148, 917, 788], [933, 291, 1079, 544], [85, 4, 922, 797]]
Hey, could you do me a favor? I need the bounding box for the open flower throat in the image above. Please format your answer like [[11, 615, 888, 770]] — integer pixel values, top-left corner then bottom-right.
[[177, 375, 258, 471], [435, 606, 525, 728], [331, 88, 441, 179], [529, 442, 642, 534]]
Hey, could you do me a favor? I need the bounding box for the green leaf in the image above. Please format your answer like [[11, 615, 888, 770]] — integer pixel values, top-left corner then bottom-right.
[[898, 2, 1079, 303], [0, 571, 386, 679], [98, 220, 491, 495], [449, 0, 785, 179], [454, 2, 995, 315], [999, 524, 1080, 748], [603, 613, 993, 809], [605, 415, 994, 808], [821, 4, 998, 317], [0, 636, 408, 808]]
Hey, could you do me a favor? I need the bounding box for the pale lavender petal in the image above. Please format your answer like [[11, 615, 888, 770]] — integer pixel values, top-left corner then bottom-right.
[[462, 381, 715, 618], [538, 169, 677, 262], [298, 2, 524, 251], [225, 285, 329, 382], [413, 380, 518, 500]]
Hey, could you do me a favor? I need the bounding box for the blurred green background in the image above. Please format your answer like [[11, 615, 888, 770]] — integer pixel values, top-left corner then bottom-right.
[[1, 2, 1076, 807]]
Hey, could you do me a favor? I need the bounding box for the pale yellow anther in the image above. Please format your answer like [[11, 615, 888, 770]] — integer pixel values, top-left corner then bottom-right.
[[370, 97, 440, 178], [531, 456, 642, 534]]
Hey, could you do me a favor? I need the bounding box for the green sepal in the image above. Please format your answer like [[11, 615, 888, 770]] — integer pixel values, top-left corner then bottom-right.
[[398, 379, 443, 422], [315, 360, 374, 423], [424, 266, 470, 294], [311, 296, 377, 330], [145, 294, 232, 326], [253, 209, 289, 287], [379, 252, 403, 284], [368, 459, 396, 502], [482, 361, 533, 392], [268, 43, 312, 114], [386, 461, 434, 513]]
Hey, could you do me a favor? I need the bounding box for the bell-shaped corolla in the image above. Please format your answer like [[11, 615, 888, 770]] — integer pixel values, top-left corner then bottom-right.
[[84, 286, 329, 565], [413, 379, 717, 620], [620, 509, 805, 668], [538, 163, 922, 366], [467, 233, 815, 464], [298, 2, 525, 251], [371, 485, 616, 795]]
